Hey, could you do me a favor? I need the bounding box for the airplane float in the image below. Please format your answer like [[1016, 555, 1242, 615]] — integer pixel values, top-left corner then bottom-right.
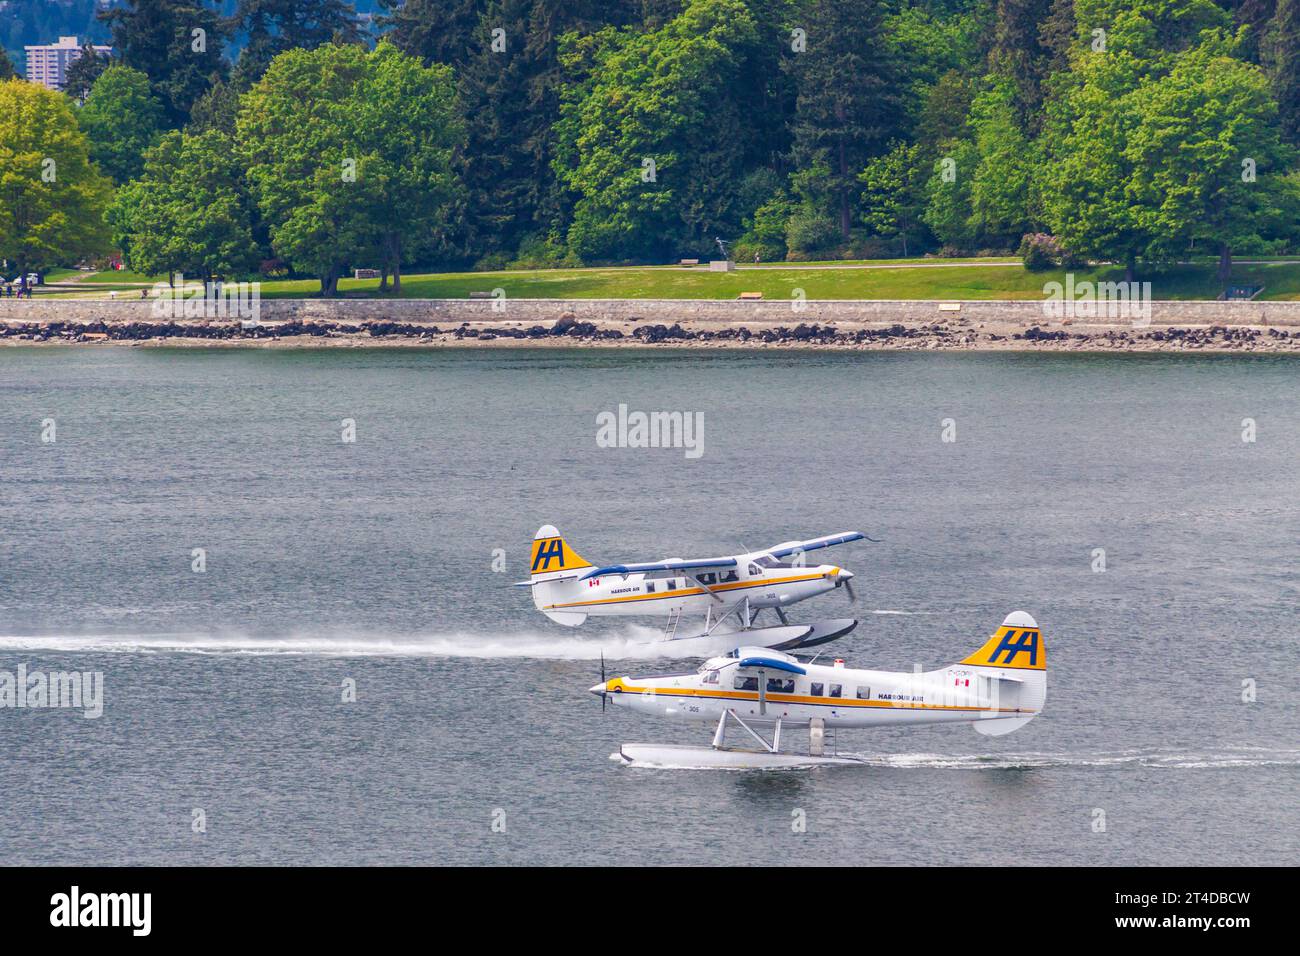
[[590, 611, 1047, 768], [519, 525, 868, 656]]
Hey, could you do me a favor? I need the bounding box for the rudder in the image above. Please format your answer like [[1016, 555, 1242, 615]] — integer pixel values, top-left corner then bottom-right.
[[957, 611, 1046, 737], [529, 525, 593, 626]]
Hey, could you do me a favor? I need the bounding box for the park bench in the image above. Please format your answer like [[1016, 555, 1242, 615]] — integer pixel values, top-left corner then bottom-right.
[[679, 259, 699, 266], [938, 302, 962, 312], [737, 292, 763, 300], [468, 291, 495, 299]]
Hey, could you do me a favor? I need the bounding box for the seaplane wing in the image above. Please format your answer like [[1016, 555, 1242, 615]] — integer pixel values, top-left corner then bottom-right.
[[765, 531, 866, 559], [579, 557, 736, 581], [735, 654, 806, 674]]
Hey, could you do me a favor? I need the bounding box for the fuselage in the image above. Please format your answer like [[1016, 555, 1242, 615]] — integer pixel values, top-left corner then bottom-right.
[[538, 555, 851, 619], [597, 649, 1042, 731]]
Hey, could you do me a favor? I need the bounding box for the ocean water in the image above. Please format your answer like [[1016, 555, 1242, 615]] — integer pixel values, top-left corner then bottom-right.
[[0, 346, 1296, 866]]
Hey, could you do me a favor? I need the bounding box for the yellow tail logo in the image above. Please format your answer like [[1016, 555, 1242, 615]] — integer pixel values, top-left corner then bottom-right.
[[962, 626, 1044, 670], [530, 533, 592, 575]]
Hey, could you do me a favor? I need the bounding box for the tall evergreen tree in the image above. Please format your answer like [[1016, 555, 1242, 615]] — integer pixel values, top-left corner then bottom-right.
[[1038, 0, 1076, 80], [455, 0, 641, 261], [377, 0, 485, 69], [784, 0, 901, 240], [63, 43, 110, 104], [458, 0, 539, 260], [989, 0, 1054, 126], [1236, 0, 1276, 61], [100, 0, 227, 127], [1263, 0, 1300, 143], [227, 0, 364, 89]]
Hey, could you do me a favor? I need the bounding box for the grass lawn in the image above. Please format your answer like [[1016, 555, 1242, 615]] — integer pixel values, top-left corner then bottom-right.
[[257, 260, 1300, 301], [75, 269, 170, 284], [40, 258, 1300, 300]]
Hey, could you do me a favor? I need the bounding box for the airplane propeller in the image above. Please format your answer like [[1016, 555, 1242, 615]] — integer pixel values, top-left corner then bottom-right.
[[599, 650, 607, 713], [832, 568, 857, 603]]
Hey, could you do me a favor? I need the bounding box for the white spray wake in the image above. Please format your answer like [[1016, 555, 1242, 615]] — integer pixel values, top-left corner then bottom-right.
[[829, 747, 1300, 771], [0, 625, 728, 660], [0, 609, 925, 660], [612, 747, 1300, 772]]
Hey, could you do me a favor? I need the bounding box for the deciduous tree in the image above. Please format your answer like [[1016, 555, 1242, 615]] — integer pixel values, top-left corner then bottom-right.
[[77, 65, 166, 183], [0, 79, 112, 279]]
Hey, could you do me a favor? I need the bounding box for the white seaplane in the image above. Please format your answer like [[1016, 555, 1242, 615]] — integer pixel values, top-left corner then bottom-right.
[[590, 611, 1047, 769], [519, 525, 867, 655]]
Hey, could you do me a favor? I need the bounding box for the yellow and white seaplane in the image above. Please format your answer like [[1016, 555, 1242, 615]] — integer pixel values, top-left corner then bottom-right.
[[590, 612, 1047, 769], [519, 525, 866, 656]]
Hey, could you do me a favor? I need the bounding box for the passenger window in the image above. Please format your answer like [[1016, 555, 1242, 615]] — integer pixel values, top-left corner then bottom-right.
[[810, 682, 824, 696], [766, 678, 795, 694], [645, 581, 655, 593], [856, 686, 871, 700], [748, 563, 762, 576], [720, 570, 738, 583], [734, 676, 758, 691], [698, 572, 716, 585], [829, 684, 842, 698]]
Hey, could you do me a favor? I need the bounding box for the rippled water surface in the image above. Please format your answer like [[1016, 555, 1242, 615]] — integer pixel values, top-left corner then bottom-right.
[[0, 347, 1296, 865]]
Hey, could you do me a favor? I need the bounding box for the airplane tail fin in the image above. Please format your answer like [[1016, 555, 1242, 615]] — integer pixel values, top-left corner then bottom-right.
[[952, 611, 1046, 737], [528, 525, 594, 626]]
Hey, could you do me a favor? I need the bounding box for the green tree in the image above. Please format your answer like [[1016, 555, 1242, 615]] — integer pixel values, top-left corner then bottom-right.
[[106, 129, 260, 279], [858, 141, 928, 256], [922, 138, 979, 249], [457, 0, 546, 262], [734, 187, 794, 261], [77, 65, 166, 183], [552, 0, 761, 261], [1037, 0, 1231, 276], [968, 80, 1039, 244], [238, 42, 464, 295], [914, 69, 975, 152], [62, 42, 109, 103], [784, 0, 901, 240], [228, 0, 364, 88], [1263, 0, 1300, 143], [377, 0, 485, 68], [1128, 40, 1297, 279], [0, 48, 15, 82], [887, 4, 988, 135], [101, 0, 228, 126], [1039, 48, 1150, 277], [187, 77, 241, 134], [988, 0, 1054, 125], [0, 79, 112, 280]]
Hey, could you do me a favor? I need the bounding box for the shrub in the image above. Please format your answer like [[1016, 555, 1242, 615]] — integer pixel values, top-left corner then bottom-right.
[[785, 209, 841, 257], [1018, 233, 1062, 271]]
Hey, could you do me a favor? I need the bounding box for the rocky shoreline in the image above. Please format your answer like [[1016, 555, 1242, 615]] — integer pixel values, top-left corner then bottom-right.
[[4, 312, 1300, 352]]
